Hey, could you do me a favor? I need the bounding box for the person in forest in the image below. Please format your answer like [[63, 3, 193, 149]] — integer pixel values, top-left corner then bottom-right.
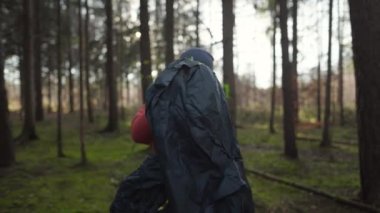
[[110, 48, 255, 213]]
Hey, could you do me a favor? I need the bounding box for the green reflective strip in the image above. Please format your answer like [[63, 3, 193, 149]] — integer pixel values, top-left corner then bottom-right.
[[224, 83, 230, 99]]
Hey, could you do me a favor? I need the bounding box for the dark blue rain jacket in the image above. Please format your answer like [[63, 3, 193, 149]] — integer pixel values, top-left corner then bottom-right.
[[111, 58, 254, 213]]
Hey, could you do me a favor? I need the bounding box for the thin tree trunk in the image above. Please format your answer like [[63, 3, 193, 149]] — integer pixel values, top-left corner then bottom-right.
[[84, 0, 94, 123], [332, 94, 336, 124], [279, 0, 298, 158], [19, 0, 38, 143], [164, 0, 174, 65], [222, 0, 237, 126], [0, 42, 15, 167], [316, 0, 321, 124], [153, 0, 163, 73], [119, 76, 125, 120], [140, 0, 152, 101], [126, 72, 130, 107], [195, 0, 200, 47], [317, 60, 321, 123], [56, 0, 64, 157], [337, 0, 344, 126], [337, 47, 344, 126], [103, 79, 108, 110], [78, 0, 87, 164], [321, 0, 333, 147], [118, 0, 125, 120], [67, 0, 74, 113], [269, 3, 277, 134], [47, 48, 53, 113], [18, 47, 24, 118], [34, 0, 44, 121], [292, 0, 299, 124], [348, 0, 380, 206], [103, 0, 118, 131]]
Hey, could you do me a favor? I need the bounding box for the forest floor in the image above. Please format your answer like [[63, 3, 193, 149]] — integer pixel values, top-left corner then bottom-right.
[[0, 111, 368, 213]]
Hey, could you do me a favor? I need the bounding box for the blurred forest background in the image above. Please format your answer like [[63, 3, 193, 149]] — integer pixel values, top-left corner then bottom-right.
[[0, 0, 379, 212]]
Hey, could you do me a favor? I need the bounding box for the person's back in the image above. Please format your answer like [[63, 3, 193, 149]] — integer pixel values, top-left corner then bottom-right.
[[111, 48, 255, 213]]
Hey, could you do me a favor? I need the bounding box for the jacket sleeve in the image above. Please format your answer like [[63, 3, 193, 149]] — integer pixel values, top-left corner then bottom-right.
[[131, 105, 154, 145]]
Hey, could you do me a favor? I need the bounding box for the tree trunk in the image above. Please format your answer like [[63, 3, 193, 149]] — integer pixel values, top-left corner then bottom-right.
[[337, 0, 344, 126], [56, 0, 64, 157], [18, 47, 24, 118], [279, 0, 298, 158], [84, 0, 94, 123], [337, 45, 344, 126], [103, 79, 108, 110], [292, 0, 299, 124], [47, 47, 53, 114], [140, 0, 152, 101], [348, 0, 380, 206], [317, 60, 321, 123], [222, 0, 237, 126], [126, 71, 130, 107], [103, 0, 118, 131], [316, 0, 322, 124], [164, 0, 174, 65], [119, 76, 125, 120], [67, 0, 74, 113], [153, 0, 163, 73], [34, 0, 44, 121], [118, 0, 125, 120], [195, 0, 200, 47], [269, 1, 277, 134], [0, 42, 15, 167], [19, 0, 38, 143], [321, 0, 333, 147], [78, 0, 87, 164]]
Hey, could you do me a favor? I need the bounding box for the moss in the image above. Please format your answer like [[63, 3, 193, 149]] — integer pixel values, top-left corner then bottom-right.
[[0, 113, 363, 212], [238, 123, 361, 211], [1, 112, 146, 213]]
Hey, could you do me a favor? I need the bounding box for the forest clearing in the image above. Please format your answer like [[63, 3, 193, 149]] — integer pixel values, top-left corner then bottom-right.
[[0, 111, 370, 212], [1, 0, 380, 212]]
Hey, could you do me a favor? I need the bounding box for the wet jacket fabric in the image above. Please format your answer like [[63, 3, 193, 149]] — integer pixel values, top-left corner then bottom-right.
[[110, 58, 254, 213], [110, 154, 166, 213]]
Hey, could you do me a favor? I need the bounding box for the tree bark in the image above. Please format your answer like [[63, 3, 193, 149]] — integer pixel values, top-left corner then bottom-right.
[[126, 70, 130, 107], [321, 0, 333, 147], [317, 60, 321, 123], [140, 0, 152, 101], [78, 0, 87, 164], [84, 0, 94, 123], [47, 47, 53, 114], [0, 42, 15, 167], [348, 0, 380, 206], [279, 0, 298, 158], [34, 0, 44, 121], [195, 0, 200, 47], [337, 0, 344, 126], [67, 0, 74, 113], [164, 0, 174, 65], [153, 0, 163, 73], [103, 0, 118, 131], [269, 1, 277, 134], [316, 0, 322, 124], [18, 47, 24, 118], [222, 0, 237, 126], [56, 0, 64, 157], [292, 0, 299, 124], [19, 0, 38, 143], [118, 0, 125, 120]]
